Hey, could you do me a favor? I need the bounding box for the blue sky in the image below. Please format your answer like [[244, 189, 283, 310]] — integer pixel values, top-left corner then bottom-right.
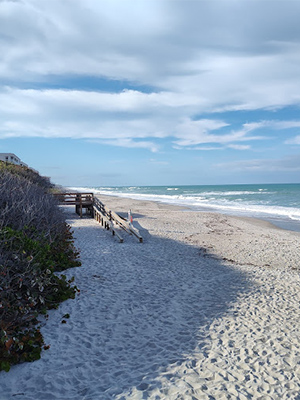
[[1, 0, 300, 186]]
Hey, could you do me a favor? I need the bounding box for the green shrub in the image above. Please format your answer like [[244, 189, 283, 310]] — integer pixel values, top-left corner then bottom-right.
[[0, 163, 81, 371]]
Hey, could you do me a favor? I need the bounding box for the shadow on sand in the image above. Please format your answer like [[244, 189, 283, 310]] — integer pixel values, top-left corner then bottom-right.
[[0, 208, 252, 400], [65, 211, 252, 399]]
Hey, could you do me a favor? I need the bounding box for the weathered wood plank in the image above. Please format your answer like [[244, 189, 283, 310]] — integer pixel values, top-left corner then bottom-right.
[[55, 192, 142, 242], [93, 207, 124, 243]]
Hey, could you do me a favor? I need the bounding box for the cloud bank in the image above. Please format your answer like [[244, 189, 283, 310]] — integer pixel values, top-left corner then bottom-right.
[[1, 0, 300, 155]]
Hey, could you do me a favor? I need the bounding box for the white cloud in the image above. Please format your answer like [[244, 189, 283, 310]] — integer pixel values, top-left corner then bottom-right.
[[1, 84, 300, 155], [1, 0, 300, 158], [217, 154, 300, 172], [1, 0, 300, 112], [173, 119, 229, 146], [0, 87, 231, 146], [227, 144, 251, 150], [182, 146, 222, 151], [285, 135, 300, 145], [89, 138, 159, 153], [173, 119, 268, 147], [178, 144, 251, 151]]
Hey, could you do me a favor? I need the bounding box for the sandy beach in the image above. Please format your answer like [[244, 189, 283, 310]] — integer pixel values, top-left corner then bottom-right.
[[1, 195, 300, 399]]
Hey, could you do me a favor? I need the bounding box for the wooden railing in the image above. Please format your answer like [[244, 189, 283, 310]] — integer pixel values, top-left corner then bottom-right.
[[93, 197, 143, 243], [55, 192, 143, 243], [53, 192, 94, 218]]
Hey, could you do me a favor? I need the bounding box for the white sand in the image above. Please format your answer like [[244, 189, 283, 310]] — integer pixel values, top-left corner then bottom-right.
[[1, 195, 300, 399]]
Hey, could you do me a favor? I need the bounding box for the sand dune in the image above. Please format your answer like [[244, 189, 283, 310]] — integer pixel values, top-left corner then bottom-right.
[[0, 196, 300, 399]]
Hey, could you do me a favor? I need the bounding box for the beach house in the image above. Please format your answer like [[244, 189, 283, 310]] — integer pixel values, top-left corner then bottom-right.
[[0, 153, 28, 167]]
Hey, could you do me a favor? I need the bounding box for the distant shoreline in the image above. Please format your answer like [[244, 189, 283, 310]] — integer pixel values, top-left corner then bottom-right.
[[67, 184, 300, 233], [96, 193, 300, 270], [95, 191, 300, 234]]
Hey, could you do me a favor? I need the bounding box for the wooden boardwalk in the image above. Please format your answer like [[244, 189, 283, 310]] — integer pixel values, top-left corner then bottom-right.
[[54, 192, 143, 243], [54, 192, 94, 218]]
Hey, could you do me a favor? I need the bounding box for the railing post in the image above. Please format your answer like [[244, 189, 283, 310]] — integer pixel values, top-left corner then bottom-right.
[[79, 194, 82, 218]]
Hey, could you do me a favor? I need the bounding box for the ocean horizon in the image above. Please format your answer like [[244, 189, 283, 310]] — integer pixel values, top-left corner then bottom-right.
[[69, 183, 300, 232]]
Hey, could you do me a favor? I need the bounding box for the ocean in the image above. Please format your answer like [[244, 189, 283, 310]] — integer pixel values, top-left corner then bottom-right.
[[70, 183, 300, 232]]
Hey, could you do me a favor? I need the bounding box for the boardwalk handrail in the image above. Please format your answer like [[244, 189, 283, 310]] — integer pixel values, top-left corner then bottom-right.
[[92, 198, 124, 243], [53, 192, 94, 204], [93, 197, 143, 243], [55, 192, 143, 243], [54, 192, 94, 218]]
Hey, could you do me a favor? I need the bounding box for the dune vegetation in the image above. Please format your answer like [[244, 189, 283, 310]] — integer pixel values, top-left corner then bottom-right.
[[0, 161, 81, 372]]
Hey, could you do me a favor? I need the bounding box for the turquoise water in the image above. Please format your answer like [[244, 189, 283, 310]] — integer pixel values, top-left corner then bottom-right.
[[71, 183, 300, 232]]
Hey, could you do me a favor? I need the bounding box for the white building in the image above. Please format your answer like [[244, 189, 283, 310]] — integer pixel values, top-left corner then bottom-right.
[[0, 153, 28, 167]]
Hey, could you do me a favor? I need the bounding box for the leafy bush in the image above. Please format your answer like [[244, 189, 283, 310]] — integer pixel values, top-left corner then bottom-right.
[[0, 162, 81, 371]]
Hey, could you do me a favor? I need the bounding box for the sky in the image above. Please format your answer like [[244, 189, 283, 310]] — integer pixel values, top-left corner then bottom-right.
[[1, 0, 300, 187]]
